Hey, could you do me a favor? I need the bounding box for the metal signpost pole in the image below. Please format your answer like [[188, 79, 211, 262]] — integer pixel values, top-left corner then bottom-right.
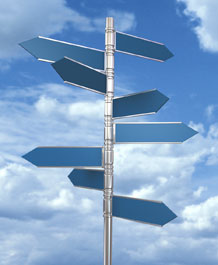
[[104, 17, 115, 265]]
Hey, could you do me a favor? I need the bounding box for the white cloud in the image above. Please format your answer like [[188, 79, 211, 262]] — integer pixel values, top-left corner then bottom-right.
[[206, 123, 218, 165], [0, 0, 136, 61], [178, 0, 218, 52], [42, 189, 74, 209], [205, 104, 216, 120], [0, 83, 104, 151], [0, 0, 72, 60], [193, 186, 207, 198], [35, 96, 58, 115], [182, 195, 218, 230], [40, 188, 94, 213], [68, 100, 104, 121], [34, 95, 104, 121], [122, 230, 218, 265], [131, 185, 155, 199]]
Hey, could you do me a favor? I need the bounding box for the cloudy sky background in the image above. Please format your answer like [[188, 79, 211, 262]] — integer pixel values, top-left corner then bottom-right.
[[1, 0, 218, 264]]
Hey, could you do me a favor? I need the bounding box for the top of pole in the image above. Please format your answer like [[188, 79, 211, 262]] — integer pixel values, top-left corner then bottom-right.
[[106, 17, 114, 29]]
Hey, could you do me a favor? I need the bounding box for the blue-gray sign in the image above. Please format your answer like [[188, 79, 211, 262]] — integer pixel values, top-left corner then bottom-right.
[[112, 195, 177, 226], [19, 36, 104, 70], [68, 169, 104, 190], [114, 122, 198, 143], [52, 57, 106, 94], [23, 147, 103, 168], [116, 31, 173, 62], [113, 89, 169, 119]]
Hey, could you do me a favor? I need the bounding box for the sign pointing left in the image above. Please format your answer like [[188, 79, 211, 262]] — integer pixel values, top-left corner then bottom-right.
[[68, 169, 104, 190], [19, 36, 105, 70], [23, 147, 104, 168], [52, 57, 106, 94]]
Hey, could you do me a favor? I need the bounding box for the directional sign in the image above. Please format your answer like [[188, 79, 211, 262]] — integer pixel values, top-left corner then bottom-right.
[[116, 31, 173, 62], [19, 36, 105, 70], [52, 57, 106, 94], [113, 89, 169, 119], [114, 122, 198, 143], [23, 147, 103, 168], [68, 169, 104, 190], [112, 195, 177, 226]]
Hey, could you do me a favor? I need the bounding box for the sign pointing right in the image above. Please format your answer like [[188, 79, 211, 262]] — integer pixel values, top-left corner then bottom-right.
[[112, 195, 177, 226], [113, 89, 169, 119], [116, 31, 173, 62], [114, 122, 198, 143]]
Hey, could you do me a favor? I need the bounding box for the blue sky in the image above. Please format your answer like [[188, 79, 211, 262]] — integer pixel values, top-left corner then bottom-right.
[[1, 0, 218, 264]]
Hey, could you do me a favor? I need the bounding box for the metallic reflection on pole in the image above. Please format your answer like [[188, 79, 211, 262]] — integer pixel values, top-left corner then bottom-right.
[[104, 17, 115, 265]]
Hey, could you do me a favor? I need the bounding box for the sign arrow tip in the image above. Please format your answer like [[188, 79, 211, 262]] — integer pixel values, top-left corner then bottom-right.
[[183, 123, 198, 142], [112, 195, 177, 226], [162, 203, 177, 226], [22, 148, 37, 166], [68, 169, 104, 190], [165, 48, 174, 61], [19, 38, 39, 59]]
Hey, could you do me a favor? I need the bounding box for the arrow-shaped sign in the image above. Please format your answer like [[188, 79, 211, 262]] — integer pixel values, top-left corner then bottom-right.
[[116, 31, 173, 62], [52, 57, 106, 94], [114, 122, 198, 143], [112, 195, 177, 226], [23, 147, 104, 168], [113, 89, 169, 119], [68, 169, 104, 190], [19, 36, 105, 70]]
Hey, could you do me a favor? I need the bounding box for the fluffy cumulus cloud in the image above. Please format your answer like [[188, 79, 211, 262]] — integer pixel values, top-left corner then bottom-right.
[[1, 82, 218, 264], [182, 195, 218, 230], [0, 83, 105, 152], [178, 0, 218, 52], [0, 0, 136, 61]]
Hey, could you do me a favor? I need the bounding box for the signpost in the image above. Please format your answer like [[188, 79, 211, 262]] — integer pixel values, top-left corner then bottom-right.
[[68, 169, 104, 190], [113, 89, 169, 118], [19, 36, 104, 69], [23, 147, 104, 168], [114, 122, 197, 143], [52, 57, 106, 94], [112, 195, 177, 226], [116, 31, 173, 62], [20, 17, 198, 265]]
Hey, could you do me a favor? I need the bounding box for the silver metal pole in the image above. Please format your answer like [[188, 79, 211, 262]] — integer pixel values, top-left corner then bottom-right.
[[104, 17, 115, 265]]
